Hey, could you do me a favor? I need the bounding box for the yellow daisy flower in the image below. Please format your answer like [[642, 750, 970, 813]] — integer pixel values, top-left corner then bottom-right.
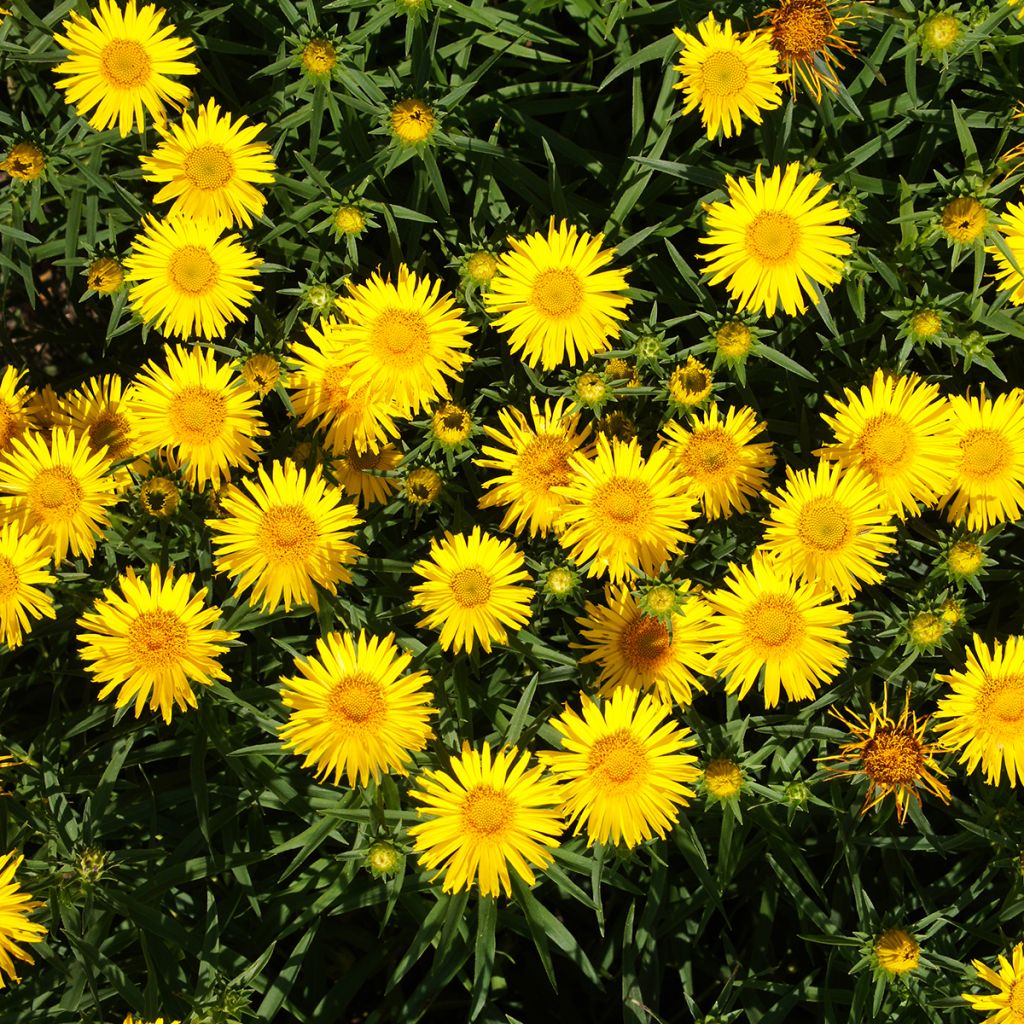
[[405, 466, 442, 506], [940, 388, 1024, 531], [239, 353, 283, 398], [943, 197, 988, 246], [209, 459, 363, 614], [140, 98, 276, 228], [575, 583, 712, 708], [705, 552, 851, 707], [475, 397, 593, 537], [483, 218, 632, 371], [963, 943, 1024, 1022], [409, 741, 563, 897], [699, 162, 855, 317], [430, 402, 472, 450], [139, 475, 179, 519], [703, 757, 744, 801], [125, 215, 263, 340], [0, 428, 118, 565], [0, 367, 30, 455], [761, 0, 859, 101], [817, 369, 956, 520], [554, 435, 699, 583], [874, 929, 921, 976], [760, 460, 897, 600], [279, 630, 434, 787], [52, 0, 198, 137], [539, 687, 700, 848], [331, 443, 403, 507], [332, 265, 474, 417], [410, 526, 533, 654], [77, 565, 237, 723], [0, 522, 56, 650], [661, 403, 776, 520], [87, 256, 124, 294], [666, 357, 714, 410], [289, 318, 402, 456], [0, 851, 46, 990], [0, 142, 45, 182], [673, 15, 785, 139], [990, 202, 1024, 304], [128, 344, 266, 490], [57, 374, 140, 475], [390, 97, 436, 144], [820, 689, 952, 823], [934, 634, 1024, 786]]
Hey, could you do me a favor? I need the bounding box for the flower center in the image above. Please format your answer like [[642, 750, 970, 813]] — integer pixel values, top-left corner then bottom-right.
[[168, 387, 227, 444], [620, 615, 672, 671], [450, 567, 492, 608], [855, 413, 914, 473], [0, 555, 19, 600], [1009, 980, 1024, 1018], [685, 429, 738, 479], [960, 428, 1012, 480], [127, 610, 188, 671], [87, 411, 131, 460], [771, 0, 834, 56], [519, 434, 571, 490], [319, 364, 352, 413], [862, 729, 925, 785], [796, 496, 853, 551], [594, 478, 652, 528], [979, 675, 1024, 741], [745, 594, 803, 649], [258, 505, 318, 562], [325, 673, 385, 726], [100, 39, 152, 87], [167, 246, 219, 295], [30, 467, 83, 519], [463, 785, 513, 835], [183, 145, 234, 191], [531, 268, 584, 318], [348, 447, 383, 471], [700, 50, 750, 97], [370, 309, 429, 363], [746, 212, 801, 265], [588, 730, 648, 788]]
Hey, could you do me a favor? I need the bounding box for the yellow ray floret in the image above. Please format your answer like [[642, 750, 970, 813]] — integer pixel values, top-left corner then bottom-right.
[[331, 444, 403, 508], [0, 367, 30, 456], [962, 943, 1024, 1023], [0, 851, 46, 989], [410, 526, 533, 654], [279, 630, 435, 787], [988, 202, 1024, 305], [52, 0, 198, 137], [673, 15, 785, 140], [125, 215, 263, 340], [483, 219, 631, 371], [409, 741, 563, 897], [539, 687, 700, 848], [699, 163, 854, 318], [77, 565, 237, 723], [140, 98, 276, 229], [0, 522, 56, 651]]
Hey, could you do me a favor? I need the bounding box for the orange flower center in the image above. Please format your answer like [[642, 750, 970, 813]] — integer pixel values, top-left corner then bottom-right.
[[127, 610, 188, 671], [700, 50, 749, 97], [745, 594, 804, 650], [258, 505, 318, 563], [856, 414, 914, 473], [463, 785, 514, 835], [326, 673, 385, 727], [450, 567, 492, 608], [796, 496, 853, 551], [183, 145, 234, 191], [594, 478, 651, 529], [960, 428, 1012, 481], [588, 730, 648, 789], [861, 728, 925, 785], [619, 614, 672, 672], [746, 211, 801, 265], [30, 467, 83, 519], [531, 268, 584, 318], [167, 246, 219, 295], [169, 387, 227, 444], [0, 555, 19, 600], [100, 39, 152, 87], [771, 0, 835, 58], [370, 309, 429, 363]]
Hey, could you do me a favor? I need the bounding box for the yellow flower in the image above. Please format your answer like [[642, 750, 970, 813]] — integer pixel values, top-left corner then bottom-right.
[[761, 0, 858, 101], [209, 459, 363, 613], [908, 308, 942, 340], [301, 37, 336, 76], [279, 630, 434, 786], [539, 687, 700, 848], [715, 320, 753, 359], [0, 522, 56, 650], [0, 142, 45, 181], [127, 344, 266, 490], [989, 202, 1024, 304], [921, 12, 961, 52], [817, 369, 957, 519], [667, 357, 714, 408], [940, 597, 963, 625], [935, 634, 1024, 786], [673, 15, 785, 139], [125, 215, 262, 340], [705, 552, 851, 707], [58, 374, 139, 470], [52, 0, 198, 136], [575, 371, 608, 407], [405, 466, 442, 506], [963, 942, 1024, 1022], [575, 583, 711, 708], [410, 742, 562, 897], [699, 163, 855, 318], [821, 689, 952, 823], [86, 256, 124, 293], [0, 428, 118, 564], [760, 460, 897, 600], [661, 403, 776, 519], [475, 397, 593, 537], [332, 266, 474, 417], [0, 851, 46, 989], [941, 196, 988, 245], [239, 353, 283, 398], [390, 97, 436, 143], [908, 610, 945, 649], [464, 251, 498, 284], [334, 205, 366, 236], [554, 435, 699, 583], [703, 758, 744, 800], [874, 928, 921, 976], [430, 402, 472, 449], [940, 388, 1024, 531], [77, 565, 237, 723], [410, 526, 533, 654], [139, 475, 179, 518], [0, 368, 30, 455], [331, 443, 402, 507], [948, 539, 985, 578], [140, 98, 276, 229], [483, 218, 632, 371]]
